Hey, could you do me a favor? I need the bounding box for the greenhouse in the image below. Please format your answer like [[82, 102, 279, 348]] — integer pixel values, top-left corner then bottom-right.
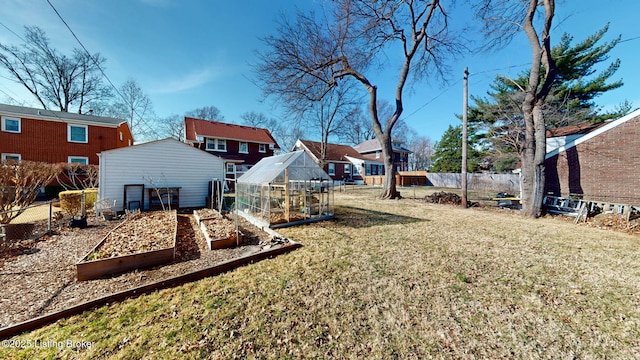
[[236, 151, 334, 228]]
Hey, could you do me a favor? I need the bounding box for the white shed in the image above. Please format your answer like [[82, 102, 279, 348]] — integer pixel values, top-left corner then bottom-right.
[[98, 138, 225, 212]]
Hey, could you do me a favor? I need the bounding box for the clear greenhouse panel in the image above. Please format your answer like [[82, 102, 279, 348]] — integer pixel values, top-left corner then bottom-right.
[[236, 151, 334, 228]]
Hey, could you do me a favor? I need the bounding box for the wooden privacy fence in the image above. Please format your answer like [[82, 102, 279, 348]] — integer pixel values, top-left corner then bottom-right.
[[363, 171, 428, 187], [426, 173, 520, 194]]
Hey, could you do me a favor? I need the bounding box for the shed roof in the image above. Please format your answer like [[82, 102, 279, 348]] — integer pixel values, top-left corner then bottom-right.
[[99, 137, 223, 163], [238, 150, 330, 185]]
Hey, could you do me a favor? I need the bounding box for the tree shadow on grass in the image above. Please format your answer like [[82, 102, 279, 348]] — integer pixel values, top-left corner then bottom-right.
[[333, 205, 426, 229]]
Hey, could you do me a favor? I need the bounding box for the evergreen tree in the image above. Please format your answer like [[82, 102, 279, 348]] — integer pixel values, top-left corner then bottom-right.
[[470, 25, 629, 172], [430, 125, 483, 173]]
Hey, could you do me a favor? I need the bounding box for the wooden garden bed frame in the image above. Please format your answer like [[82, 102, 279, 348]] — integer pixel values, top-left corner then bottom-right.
[[193, 210, 242, 250], [76, 212, 177, 281]]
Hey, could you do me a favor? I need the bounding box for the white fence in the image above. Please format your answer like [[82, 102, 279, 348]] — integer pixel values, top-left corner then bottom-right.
[[426, 173, 520, 194]]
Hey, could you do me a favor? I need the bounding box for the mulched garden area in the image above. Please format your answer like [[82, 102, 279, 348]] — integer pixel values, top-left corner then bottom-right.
[[0, 209, 285, 329]]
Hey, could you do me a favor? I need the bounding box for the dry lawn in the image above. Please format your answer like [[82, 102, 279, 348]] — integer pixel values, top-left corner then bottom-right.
[[2, 187, 640, 359]]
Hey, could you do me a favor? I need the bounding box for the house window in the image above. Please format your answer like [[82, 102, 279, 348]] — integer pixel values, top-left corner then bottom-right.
[[239, 142, 248, 154], [226, 163, 235, 174], [259, 143, 267, 153], [344, 164, 350, 174], [119, 131, 123, 141], [1, 117, 21, 133], [68, 124, 88, 143], [353, 165, 360, 176], [206, 138, 227, 152], [68, 156, 88, 165], [1, 153, 21, 161], [328, 163, 335, 176]]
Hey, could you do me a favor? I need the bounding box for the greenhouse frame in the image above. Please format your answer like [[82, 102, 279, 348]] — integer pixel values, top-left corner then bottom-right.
[[236, 151, 334, 228]]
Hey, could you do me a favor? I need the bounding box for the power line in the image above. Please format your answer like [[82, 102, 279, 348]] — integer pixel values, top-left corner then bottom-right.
[[620, 35, 640, 43], [402, 31, 639, 122], [46, 0, 159, 140], [46, 0, 120, 100], [470, 63, 530, 76], [0, 21, 26, 42]]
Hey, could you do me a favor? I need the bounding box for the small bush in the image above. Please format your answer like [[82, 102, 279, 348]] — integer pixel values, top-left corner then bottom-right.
[[59, 188, 98, 217]]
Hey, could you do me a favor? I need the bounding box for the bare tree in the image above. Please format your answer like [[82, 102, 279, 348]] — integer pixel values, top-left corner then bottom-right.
[[0, 26, 111, 113], [476, 0, 556, 217], [241, 111, 273, 128], [305, 82, 361, 167], [407, 135, 434, 170], [185, 106, 225, 122], [339, 107, 375, 145], [0, 161, 61, 225], [255, 1, 463, 199], [240, 111, 304, 153], [108, 79, 156, 142], [55, 163, 99, 190], [157, 114, 185, 141]]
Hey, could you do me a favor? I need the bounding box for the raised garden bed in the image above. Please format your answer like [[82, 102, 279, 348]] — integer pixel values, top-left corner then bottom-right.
[[76, 210, 177, 281], [193, 208, 242, 250]]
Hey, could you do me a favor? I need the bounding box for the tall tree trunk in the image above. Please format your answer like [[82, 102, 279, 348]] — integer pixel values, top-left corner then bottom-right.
[[379, 134, 400, 199], [520, 0, 555, 217]]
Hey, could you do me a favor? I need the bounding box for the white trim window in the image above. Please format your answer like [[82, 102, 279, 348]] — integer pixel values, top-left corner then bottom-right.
[[1, 117, 21, 133], [239, 142, 248, 154], [1, 153, 21, 161], [68, 156, 88, 165], [206, 138, 227, 152], [344, 164, 350, 174], [206, 138, 215, 150], [226, 163, 235, 174], [328, 163, 335, 176], [68, 124, 88, 143], [259, 143, 267, 153]]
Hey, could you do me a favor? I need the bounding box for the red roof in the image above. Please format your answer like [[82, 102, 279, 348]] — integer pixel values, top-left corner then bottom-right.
[[546, 122, 606, 138], [184, 117, 280, 149], [297, 139, 374, 162]]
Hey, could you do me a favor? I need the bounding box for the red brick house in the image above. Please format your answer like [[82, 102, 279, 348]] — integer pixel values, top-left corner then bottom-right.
[[353, 138, 412, 172], [545, 109, 640, 206], [293, 139, 384, 184], [184, 117, 280, 186], [0, 103, 133, 165]]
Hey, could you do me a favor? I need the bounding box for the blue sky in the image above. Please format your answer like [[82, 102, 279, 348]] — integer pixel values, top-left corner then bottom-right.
[[1, 0, 638, 144]]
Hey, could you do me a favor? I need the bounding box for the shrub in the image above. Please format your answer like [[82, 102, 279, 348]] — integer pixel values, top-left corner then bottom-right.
[[59, 188, 98, 217], [0, 161, 62, 224]]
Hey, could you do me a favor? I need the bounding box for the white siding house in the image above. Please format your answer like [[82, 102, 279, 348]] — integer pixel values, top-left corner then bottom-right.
[[98, 138, 225, 211]]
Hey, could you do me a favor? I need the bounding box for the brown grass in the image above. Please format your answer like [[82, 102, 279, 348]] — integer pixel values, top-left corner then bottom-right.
[[2, 187, 640, 359]]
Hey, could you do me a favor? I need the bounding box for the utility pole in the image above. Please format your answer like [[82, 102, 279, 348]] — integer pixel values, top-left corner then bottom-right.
[[461, 67, 469, 208]]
